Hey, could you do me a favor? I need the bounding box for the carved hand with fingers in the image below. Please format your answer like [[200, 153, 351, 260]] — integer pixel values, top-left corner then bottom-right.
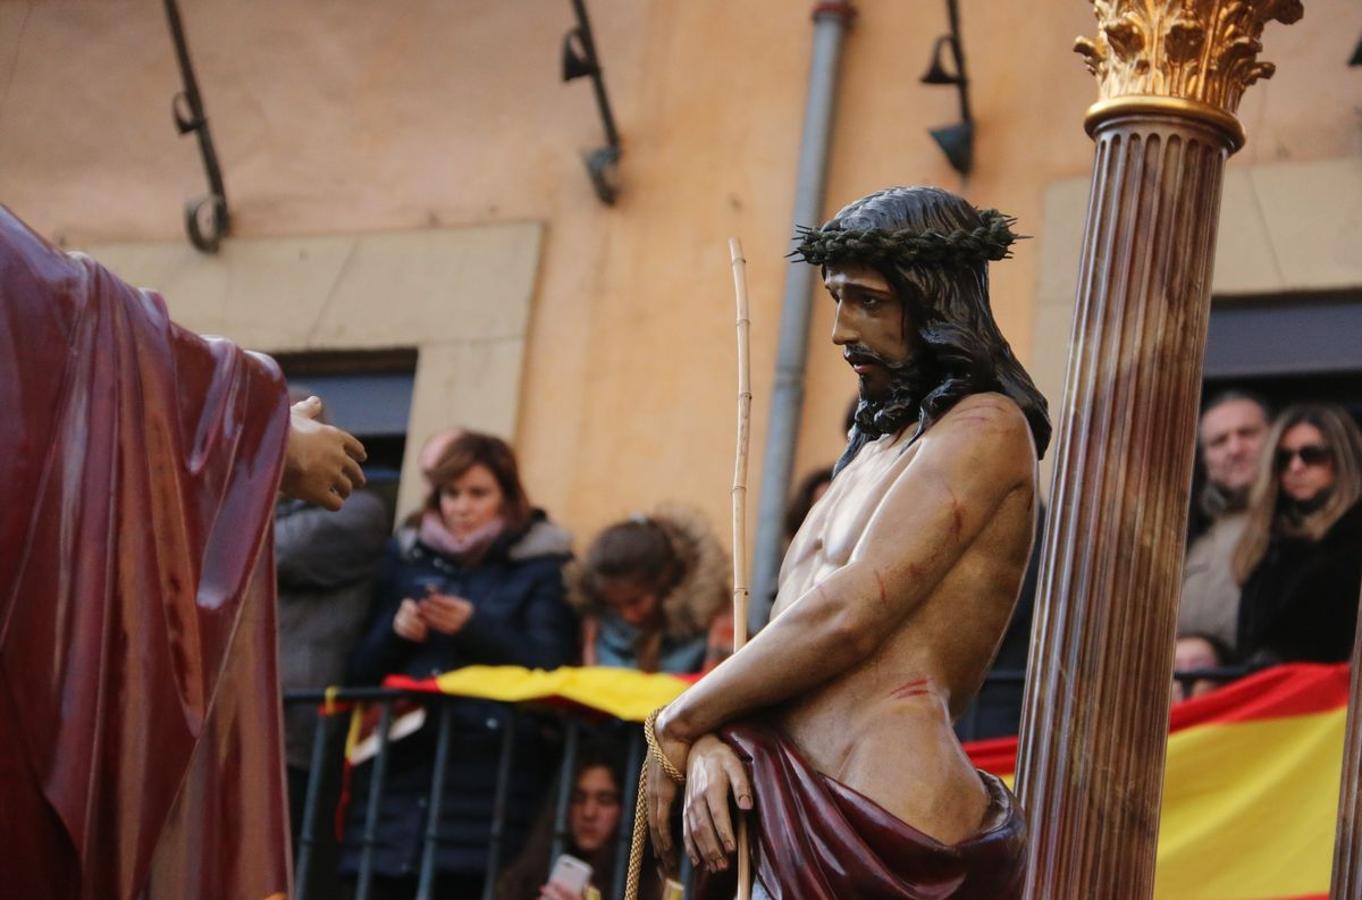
[[280, 396, 367, 511], [682, 735, 752, 874], [644, 709, 691, 875]]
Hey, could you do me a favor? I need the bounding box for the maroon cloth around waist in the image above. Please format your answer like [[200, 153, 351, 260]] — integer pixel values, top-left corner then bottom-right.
[[695, 721, 1025, 900]]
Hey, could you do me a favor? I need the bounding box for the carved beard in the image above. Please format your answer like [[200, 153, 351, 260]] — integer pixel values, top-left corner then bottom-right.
[[835, 349, 937, 477], [848, 350, 934, 440]]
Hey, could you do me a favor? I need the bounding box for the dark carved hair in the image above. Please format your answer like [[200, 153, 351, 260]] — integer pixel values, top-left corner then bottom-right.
[[813, 187, 1051, 469], [421, 430, 533, 534]]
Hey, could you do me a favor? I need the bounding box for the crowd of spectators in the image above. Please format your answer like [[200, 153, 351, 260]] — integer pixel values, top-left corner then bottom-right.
[[279, 418, 727, 898], [1176, 393, 1362, 699], [276, 387, 1362, 898]]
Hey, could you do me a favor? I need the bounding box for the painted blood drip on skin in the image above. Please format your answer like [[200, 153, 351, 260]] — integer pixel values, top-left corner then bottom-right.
[[890, 677, 931, 700], [943, 487, 963, 540]]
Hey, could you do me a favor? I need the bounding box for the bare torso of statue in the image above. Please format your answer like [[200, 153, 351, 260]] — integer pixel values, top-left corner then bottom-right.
[[775, 396, 1035, 843], [643, 186, 1048, 899]]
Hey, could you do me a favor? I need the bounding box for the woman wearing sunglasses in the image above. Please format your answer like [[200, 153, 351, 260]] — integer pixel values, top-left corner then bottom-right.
[[1232, 403, 1362, 663]]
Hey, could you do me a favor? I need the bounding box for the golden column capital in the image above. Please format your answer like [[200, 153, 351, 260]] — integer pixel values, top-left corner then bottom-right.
[[1075, 0, 1303, 150]]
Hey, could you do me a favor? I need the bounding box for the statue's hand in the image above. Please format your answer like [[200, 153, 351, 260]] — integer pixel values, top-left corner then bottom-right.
[[645, 709, 692, 872], [682, 734, 752, 873], [280, 396, 367, 511]]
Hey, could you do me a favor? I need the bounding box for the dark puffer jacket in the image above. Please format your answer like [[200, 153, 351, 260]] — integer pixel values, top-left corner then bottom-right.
[[340, 512, 576, 881], [1237, 499, 1362, 663]]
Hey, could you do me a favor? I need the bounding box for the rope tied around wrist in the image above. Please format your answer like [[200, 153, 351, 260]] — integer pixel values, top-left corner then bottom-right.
[[625, 707, 685, 900], [645, 708, 686, 785]]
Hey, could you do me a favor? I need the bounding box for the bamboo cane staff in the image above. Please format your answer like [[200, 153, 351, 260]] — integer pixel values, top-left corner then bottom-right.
[[622, 241, 755, 900], [727, 237, 752, 900]]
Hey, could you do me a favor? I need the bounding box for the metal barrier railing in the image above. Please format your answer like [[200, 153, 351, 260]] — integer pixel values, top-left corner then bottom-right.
[[283, 687, 646, 900], [285, 663, 1259, 898]]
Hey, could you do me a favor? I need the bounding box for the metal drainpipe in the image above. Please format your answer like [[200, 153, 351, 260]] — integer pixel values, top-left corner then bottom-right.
[[748, 0, 856, 632]]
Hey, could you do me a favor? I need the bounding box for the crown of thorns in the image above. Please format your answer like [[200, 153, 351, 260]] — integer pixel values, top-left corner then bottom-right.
[[790, 208, 1023, 268]]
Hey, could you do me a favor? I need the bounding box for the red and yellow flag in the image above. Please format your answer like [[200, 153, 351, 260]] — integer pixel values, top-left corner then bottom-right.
[[965, 664, 1349, 900]]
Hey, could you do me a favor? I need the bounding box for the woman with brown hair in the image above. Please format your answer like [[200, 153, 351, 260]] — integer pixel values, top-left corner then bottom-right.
[[1233, 403, 1362, 663], [570, 506, 732, 674], [343, 431, 577, 899]]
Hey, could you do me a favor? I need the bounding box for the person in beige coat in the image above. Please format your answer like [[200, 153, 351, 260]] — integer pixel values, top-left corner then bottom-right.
[[1179, 391, 1270, 651]]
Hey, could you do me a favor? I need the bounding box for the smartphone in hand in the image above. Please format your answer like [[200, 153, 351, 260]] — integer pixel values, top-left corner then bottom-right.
[[549, 854, 593, 894]]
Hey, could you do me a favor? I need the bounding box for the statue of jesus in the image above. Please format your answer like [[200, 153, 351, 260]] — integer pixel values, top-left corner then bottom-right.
[[645, 186, 1050, 899]]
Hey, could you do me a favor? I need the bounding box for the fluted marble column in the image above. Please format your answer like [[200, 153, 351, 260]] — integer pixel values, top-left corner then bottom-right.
[[1016, 3, 1302, 898]]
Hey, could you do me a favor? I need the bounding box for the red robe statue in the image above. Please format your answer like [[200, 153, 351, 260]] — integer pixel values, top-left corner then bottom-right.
[[0, 207, 292, 899]]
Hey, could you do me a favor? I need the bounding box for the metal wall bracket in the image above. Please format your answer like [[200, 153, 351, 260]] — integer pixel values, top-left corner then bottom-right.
[[920, 0, 974, 177], [561, 0, 622, 205], [164, 0, 230, 253]]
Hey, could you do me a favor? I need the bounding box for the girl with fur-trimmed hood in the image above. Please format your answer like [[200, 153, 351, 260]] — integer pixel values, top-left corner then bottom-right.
[[570, 505, 732, 674]]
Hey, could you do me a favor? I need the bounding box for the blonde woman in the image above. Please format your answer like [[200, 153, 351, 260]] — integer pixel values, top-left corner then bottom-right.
[[1233, 403, 1362, 663]]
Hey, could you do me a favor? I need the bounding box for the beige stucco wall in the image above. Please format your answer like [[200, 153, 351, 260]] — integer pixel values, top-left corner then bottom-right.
[[1033, 155, 1362, 485], [79, 225, 543, 519], [3, 0, 1359, 545]]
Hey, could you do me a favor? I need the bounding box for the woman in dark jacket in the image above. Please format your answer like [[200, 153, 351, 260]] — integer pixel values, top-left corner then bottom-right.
[[1233, 403, 1362, 663], [341, 432, 576, 899]]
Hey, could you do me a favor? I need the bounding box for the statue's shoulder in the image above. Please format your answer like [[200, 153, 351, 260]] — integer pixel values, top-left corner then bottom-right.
[[934, 392, 1032, 447], [912, 393, 1036, 492]]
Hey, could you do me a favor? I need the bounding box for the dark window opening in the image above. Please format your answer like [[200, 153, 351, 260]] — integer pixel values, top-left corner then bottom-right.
[[1202, 290, 1362, 420]]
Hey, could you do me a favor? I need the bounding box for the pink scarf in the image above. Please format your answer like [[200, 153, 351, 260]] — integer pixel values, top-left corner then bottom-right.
[[418, 510, 505, 562]]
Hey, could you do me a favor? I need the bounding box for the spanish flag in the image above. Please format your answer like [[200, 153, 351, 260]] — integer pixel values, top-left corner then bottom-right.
[[966, 663, 1349, 900], [385, 662, 1349, 899]]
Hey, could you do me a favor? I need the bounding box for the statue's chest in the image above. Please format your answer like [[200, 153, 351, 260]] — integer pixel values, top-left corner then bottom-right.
[[778, 435, 918, 610]]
